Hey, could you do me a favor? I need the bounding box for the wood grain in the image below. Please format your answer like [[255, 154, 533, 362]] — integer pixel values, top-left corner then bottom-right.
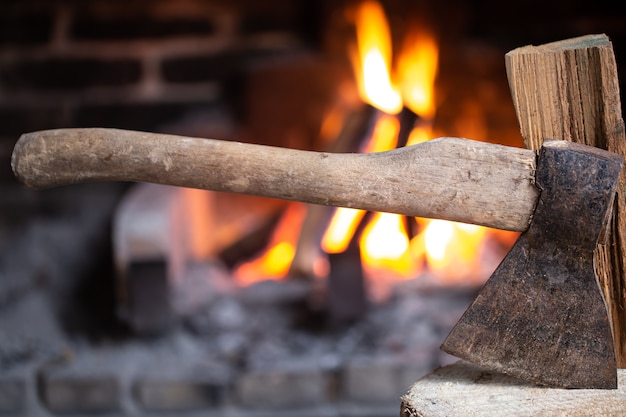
[[12, 127, 538, 231], [506, 33, 626, 366], [400, 361, 626, 417]]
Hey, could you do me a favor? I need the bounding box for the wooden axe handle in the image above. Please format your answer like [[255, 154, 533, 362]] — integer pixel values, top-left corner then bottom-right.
[[12, 128, 539, 231]]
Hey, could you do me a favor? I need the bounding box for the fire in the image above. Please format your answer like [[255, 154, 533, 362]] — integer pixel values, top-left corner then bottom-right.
[[232, 0, 513, 288], [322, 0, 504, 286], [351, 1, 402, 114], [234, 203, 306, 286], [322, 208, 366, 254], [321, 109, 419, 280], [396, 27, 439, 119], [422, 220, 488, 283], [359, 212, 416, 278], [362, 113, 400, 151]]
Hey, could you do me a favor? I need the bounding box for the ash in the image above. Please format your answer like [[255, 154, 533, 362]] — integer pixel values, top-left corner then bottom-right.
[[183, 277, 477, 372], [0, 187, 479, 415]]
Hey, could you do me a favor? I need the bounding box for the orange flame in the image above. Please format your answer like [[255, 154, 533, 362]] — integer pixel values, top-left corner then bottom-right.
[[356, 113, 418, 279], [359, 212, 419, 279], [422, 220, 487, 283], [351, 1, 402, 114], [322, 111, 417, 280], [234, 203, 306, 286], [396, 28, 439, 119], [405, 128, 498, 283], [322, 208, 367, 254], [362, 113, 400, 151], [235, 1, 512, 287], [324, 0, 503, 286], [322, 112, 401, 255], [406, 122, 433, 146]]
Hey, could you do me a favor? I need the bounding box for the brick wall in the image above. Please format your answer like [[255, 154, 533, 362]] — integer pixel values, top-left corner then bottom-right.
[[2, 0, 624, 182], [0, 0, 334, 181], [0, 0, 344, 354], [1, 1, 625, 415]]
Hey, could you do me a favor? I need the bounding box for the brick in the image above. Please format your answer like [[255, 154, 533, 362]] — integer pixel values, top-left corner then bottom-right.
[[71, 14, 215, 41], [237, 364, 330, 408], [74, 100, 220, 132], [342, 358, 397, 404], [37, 349, 126, 413], [0, 379, 26, 414], [162, 52, 243, 83], [237, 1, 322, 44], [243, 58, 351, 150], [1, 57, 141, 91], [134, 380, 218, 411], [133, 356, 232, 412], [239, 12, 297, 35], [40, 375, 120, 413], [0, 106, 66, 138], [161, 47, 302, 85], [0, 10, 53, 46], [397, 362, 436, 395], [341, 356, 433, 404], [0, 361, 44, 416]]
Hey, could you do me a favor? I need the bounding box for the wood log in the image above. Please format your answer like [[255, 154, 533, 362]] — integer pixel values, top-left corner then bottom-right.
[[506, 33, 626, 367], [400, 361, 626, 417]]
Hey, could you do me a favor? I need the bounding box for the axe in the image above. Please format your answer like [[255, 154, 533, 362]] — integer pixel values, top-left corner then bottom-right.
[[11, 127, 624, 389]]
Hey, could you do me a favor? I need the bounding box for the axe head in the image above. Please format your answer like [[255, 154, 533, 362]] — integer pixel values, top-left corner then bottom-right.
[[441, 140, 623, 389]]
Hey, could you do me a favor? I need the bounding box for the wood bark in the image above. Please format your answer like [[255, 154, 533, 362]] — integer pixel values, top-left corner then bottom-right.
[[506, 33, 626, 367], [400, 361, 626, 417], [12, 127, 538, 232]]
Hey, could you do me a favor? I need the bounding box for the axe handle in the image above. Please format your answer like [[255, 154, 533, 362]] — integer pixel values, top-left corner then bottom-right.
[[12, 128, 539, 231]]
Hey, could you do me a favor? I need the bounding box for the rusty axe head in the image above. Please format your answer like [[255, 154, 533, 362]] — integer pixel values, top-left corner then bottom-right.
[[441, 139, 623, 389]]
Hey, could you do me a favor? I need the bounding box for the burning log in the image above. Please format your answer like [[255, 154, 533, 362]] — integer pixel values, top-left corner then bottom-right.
[[289, 103, 380, 279], [290, 102, 417, 322]]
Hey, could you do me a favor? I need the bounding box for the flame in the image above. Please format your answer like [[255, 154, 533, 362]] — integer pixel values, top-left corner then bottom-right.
[[324, 1, 432, 282], [345, 1, 500, 285], [322, 208, 367, 254], [235, 1, 512, 287], [396, 28, 439, 118], [422, 220, 487, 283], [406, 123, 498, 283], [322, 112, 415, 280], [362, 113, 400, 152], [406, 122, 433, 146], [322, 113, 400, 255], [351, 1, 402, 114], [234, 203, 306, 286], [359, 212, 418, 278]]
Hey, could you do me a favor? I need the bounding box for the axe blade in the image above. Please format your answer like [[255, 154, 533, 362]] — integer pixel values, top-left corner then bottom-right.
[[441, 140, 622, 389]]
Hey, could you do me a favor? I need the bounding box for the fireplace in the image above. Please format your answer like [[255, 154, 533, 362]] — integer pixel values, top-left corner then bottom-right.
[[0, 0, 625, 415]]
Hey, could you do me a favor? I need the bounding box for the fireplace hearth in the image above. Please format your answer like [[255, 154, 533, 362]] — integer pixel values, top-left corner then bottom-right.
[[0, 0, 624, 416]]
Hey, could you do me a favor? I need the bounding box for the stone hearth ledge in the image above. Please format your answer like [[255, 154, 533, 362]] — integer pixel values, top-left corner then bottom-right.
[[400, 360, 626, 416]]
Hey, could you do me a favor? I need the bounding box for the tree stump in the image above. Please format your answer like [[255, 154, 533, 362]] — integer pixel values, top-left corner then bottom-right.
[[400, 361, 626, 417]]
